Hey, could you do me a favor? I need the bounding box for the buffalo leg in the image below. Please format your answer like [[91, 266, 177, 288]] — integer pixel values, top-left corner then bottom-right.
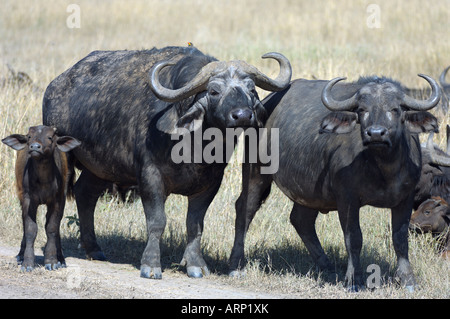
[[74, 170, 108, 260], [391, 197, 416, 290], [44, 201, 66, 270], [290, 203, 333, 272], [229, 162, 272, 276], [181, 182, 222, 278], [337, 200, 363, 291], [18, 198, 38, 271], [139, 165, 167, 279]]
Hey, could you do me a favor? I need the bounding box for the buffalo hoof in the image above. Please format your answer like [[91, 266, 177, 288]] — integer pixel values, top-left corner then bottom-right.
[[44, 262, 66, 271], [347, 285, 364, 293], [404, 285, 415, 293], [140, 265, 162, 279], [187, 266, 210, 278], [229, 269, 246, 278], [20, 265, 34, 272], [86, 251, 107, 261]]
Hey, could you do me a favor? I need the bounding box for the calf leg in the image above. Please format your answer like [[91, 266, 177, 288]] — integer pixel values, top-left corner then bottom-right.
[[229, 162, 272, 276], [139, 165, 167, 279], [44, 200, 66, 270], [181, 182, 222, 278], [74, 170, 109, 260], [18, 198, 38, 271], [290, 203, 332, 272], [391, 197, 416, 291]]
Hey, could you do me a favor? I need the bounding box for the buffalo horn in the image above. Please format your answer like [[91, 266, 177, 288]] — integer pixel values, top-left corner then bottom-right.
[[426, 131, 450, 167], [402, 74, 441, 111], [149, 52, 292, 103], [321, 77, 358, 111], [440, 66, 449, 87]]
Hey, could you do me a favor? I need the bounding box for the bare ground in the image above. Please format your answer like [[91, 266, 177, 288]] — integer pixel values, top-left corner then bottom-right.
[[0, 243, 291, 299]]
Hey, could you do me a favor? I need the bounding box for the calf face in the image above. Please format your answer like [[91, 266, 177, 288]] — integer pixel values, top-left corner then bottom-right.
[[2, 125, 80, 271], [2, 125, 81, 159], [410, 197, 450, 234]]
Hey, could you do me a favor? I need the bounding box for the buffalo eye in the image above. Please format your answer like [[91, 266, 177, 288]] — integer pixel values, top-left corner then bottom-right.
[[424, 210, 431, 216], [209, 89, 220, 96]]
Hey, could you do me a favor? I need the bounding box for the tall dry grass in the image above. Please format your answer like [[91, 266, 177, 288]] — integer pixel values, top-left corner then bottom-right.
[[0, 0, 449, 298]]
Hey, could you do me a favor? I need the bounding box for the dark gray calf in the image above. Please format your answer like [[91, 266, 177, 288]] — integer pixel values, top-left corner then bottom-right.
[[2, 125, 80, 271], [230, 75, 441, 291]]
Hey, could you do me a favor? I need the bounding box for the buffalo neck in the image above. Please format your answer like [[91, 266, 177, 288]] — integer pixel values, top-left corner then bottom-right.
[[366, 131, 418, 179]]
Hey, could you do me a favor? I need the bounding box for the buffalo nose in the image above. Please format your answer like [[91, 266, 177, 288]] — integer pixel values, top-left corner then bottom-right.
[[229, 108, 254, 125], [30, 143, 42, 151], [366, 126, 388, 139]]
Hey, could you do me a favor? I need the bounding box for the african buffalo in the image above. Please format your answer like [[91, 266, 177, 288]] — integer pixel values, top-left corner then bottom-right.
[[42, 46, 291, 279], [229, 74, 441, 291], [414, 126, 450, 208], [410, 197, 450, 258], [2, 125, 80, 271]]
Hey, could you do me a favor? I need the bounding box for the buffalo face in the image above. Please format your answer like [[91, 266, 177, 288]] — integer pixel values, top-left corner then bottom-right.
[[2, 125, 81, 159], [320, 75, 441, 150], [150, 53, 291, 134], [410, 197, 450, 234]]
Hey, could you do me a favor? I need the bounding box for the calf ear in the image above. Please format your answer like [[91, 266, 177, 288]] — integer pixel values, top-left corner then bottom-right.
[[403, 111, 438, 133], [1, 134, 27, 151], [320, 112, 357, 134], [56, 136, 81, 152]]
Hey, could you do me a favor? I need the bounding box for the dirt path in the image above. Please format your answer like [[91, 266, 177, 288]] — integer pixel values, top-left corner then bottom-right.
[[0, 244, 289, 299]]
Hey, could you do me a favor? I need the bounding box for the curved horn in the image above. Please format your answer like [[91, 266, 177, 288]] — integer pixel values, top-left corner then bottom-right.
[[440, 66, 450, 87], [321, 77, 358, 111], [251, 52, 292, 91], [426, 131, 450, 167], [402, 74, 441, 111], [149, 60, 223, 103]]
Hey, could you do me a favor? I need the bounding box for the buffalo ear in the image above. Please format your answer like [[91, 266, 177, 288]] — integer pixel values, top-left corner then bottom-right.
[[56, 136, 81, 152], [403, 111, 438, 133], [319, 112, 357, 134], [157, 97, 207, 135], [174, 104, 205, 134], [156, 106, 180, 134], [2, 134, 28, 151]]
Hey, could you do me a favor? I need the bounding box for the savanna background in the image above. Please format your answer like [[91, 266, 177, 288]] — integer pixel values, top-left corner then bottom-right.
[[0, 0, 449, 298]]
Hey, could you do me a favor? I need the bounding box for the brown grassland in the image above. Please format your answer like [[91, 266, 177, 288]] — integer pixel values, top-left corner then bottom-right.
[[0, 0, 449, 298]]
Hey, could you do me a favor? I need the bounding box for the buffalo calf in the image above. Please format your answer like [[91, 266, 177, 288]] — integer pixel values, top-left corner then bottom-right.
[[2, 125, 80, 271], [410, 197, 450, 258]]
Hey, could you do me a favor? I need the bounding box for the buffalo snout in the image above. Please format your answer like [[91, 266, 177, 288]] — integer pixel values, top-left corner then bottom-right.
[[227, 108, 255, 127], [363, 125, 391, 147]]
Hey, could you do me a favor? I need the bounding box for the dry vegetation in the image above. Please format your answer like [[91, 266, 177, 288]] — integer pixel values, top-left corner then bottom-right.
[[0, 0, 449, 298]]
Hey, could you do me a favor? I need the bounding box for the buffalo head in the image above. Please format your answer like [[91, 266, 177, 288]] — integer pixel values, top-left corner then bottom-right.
[[2, 125, 81, 159], [320, 75, 441, 149], [410, 197, 450, 235], [150, 53, 291, 134]]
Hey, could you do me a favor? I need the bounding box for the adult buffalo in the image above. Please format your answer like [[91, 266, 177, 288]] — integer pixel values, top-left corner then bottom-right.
[[229, 74, 441, 291], [43, 46, 291, 279], [414, 126, 450, 209]]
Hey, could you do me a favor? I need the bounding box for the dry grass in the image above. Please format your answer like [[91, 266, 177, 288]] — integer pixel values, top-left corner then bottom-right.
[[0, 0, 449, 298]]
